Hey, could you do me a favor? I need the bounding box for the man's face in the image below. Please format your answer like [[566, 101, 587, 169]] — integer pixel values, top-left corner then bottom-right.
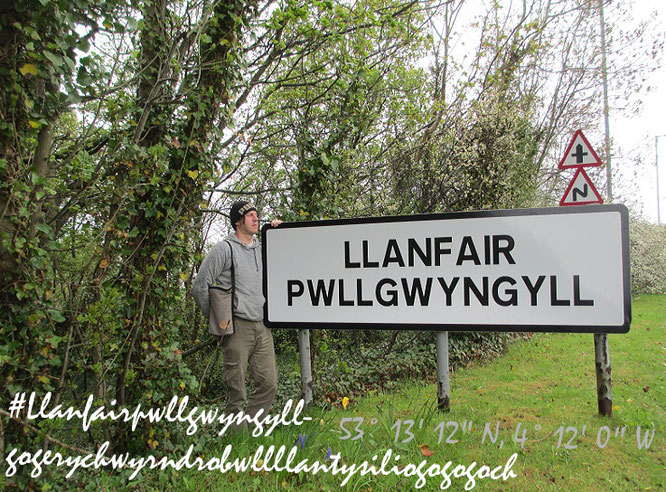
[[237, 210, 259, 235]]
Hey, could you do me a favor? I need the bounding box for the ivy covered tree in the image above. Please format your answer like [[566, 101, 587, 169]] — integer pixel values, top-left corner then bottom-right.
[[1, 0, 133, 461], [0, 0, 271, 461]]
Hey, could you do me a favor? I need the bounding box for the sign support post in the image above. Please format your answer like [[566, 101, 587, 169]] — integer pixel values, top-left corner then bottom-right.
[[436, 332, 450, 412], [298, 329, 313, 405], [594, 333, 612, 416], [559, 129, 613, 417]]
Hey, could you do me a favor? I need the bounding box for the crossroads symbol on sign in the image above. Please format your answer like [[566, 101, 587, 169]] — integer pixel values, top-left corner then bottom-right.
[[558, 130, 603, 169]]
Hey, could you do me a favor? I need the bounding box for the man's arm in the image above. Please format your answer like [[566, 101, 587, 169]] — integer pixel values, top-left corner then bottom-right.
[[191, 243, 229, 318]]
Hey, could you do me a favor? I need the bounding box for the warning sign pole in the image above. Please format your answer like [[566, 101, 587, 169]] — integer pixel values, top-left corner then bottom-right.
[[559, 132, 613, 417]]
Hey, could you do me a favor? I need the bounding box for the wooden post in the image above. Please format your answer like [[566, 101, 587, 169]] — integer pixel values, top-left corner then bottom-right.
[[594, 333, 613, 416]]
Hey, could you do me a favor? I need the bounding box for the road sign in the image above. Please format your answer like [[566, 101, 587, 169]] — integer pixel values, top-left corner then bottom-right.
[[262, 205, 630, 334], [560, 168, 604, 206], [559, 130, 604, 169]]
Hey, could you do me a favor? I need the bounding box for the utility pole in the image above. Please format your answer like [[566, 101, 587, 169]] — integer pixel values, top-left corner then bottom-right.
[[657, 135, 665, 224], [599, 0, 612, 201]]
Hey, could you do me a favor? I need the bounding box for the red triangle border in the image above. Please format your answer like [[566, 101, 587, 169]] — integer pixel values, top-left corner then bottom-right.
[[559, 168, 604, 206], [558, 129, 604, 169]]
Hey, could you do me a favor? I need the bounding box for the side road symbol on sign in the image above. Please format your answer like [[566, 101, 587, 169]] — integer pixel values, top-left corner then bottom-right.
[[558, 130, 604, 169], [560, 168, 604, 206]]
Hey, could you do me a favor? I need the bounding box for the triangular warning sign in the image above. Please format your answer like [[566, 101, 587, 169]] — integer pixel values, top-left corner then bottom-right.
[[560, 168, 604, 206], [558, 130, 603, 169]]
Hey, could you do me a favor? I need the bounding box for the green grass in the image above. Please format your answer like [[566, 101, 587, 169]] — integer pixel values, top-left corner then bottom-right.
[[15, 296, 665, 491], [167, 295, 664, 491]]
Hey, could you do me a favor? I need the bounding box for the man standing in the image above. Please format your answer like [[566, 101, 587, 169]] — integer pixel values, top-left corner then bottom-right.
[[192, 201, 280, 422]]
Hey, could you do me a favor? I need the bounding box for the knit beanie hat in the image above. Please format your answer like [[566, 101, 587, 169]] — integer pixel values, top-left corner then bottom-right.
[[230, 201, 257, 230]]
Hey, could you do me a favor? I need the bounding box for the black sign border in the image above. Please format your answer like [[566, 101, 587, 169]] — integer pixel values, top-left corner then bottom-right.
[[261, 204, 631, 334]]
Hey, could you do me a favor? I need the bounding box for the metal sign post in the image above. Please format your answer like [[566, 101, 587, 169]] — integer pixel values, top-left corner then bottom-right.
[[436, 331, 450, 412], [298, 329, 313, 406], [559, 129, 614, 417]]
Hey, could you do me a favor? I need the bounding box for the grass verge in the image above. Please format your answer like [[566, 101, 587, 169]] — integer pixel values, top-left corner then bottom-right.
[[8, 295, 664, 491], [195, 294, 664, 491]]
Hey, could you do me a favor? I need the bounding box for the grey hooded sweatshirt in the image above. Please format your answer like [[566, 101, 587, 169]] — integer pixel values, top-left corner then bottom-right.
[[191, 234, 264, 322]]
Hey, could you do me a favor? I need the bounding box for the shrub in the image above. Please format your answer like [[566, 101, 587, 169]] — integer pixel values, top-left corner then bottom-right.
[[629, 216, 666, 294]]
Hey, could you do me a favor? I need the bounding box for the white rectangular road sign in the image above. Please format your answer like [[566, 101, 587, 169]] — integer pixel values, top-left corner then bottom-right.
[[262, 205, 631, 333]]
